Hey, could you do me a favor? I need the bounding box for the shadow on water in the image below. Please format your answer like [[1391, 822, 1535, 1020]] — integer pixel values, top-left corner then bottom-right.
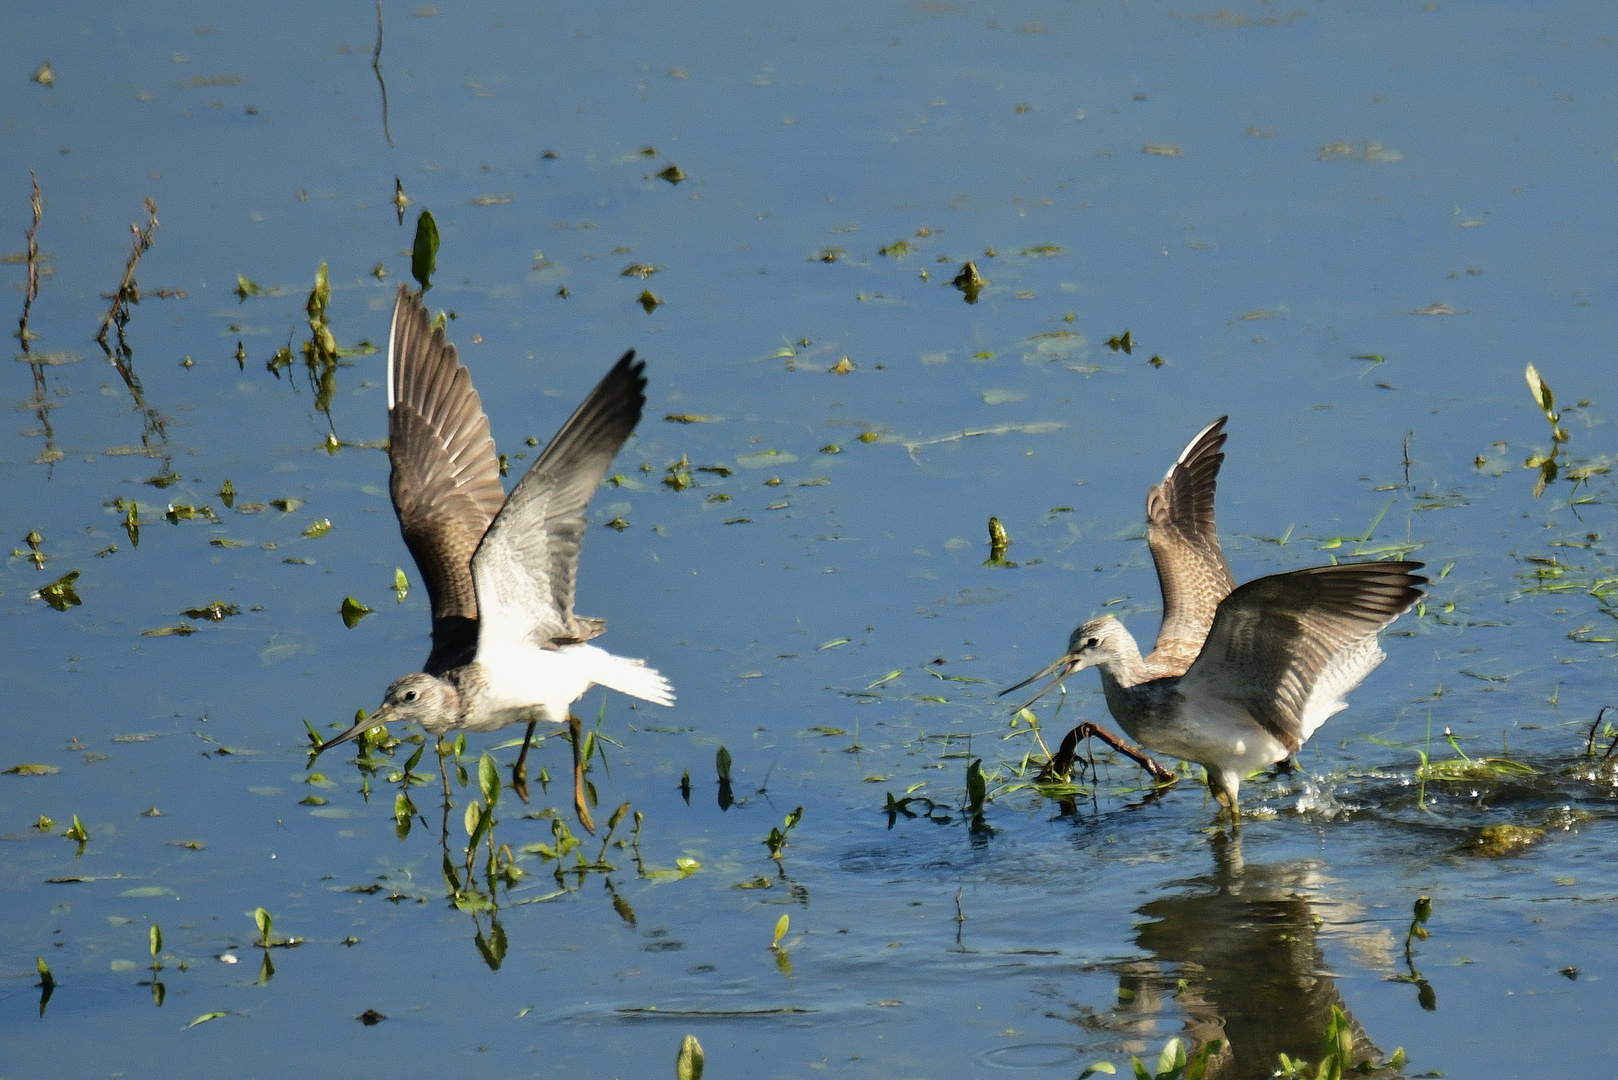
[[1041, 830, 1401, 1079]]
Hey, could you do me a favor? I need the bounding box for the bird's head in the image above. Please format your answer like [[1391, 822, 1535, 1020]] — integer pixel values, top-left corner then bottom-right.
[[1063, 615, 1131, 673], [312, 672, 460, 756], [376, 672, 460, 734], [998, 615, 1131, 711]]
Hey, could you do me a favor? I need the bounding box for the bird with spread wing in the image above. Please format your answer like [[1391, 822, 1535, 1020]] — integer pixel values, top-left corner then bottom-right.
[[314, 286, 672, 832], [1003, 418, 1424, 811]]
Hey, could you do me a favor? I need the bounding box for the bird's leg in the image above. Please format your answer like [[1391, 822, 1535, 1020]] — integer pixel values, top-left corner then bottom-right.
[[1205, 772, 1242, 822], [568, 714, 596, 835], [1071, 722, 1178, 786], [511, 720, 538, 804]]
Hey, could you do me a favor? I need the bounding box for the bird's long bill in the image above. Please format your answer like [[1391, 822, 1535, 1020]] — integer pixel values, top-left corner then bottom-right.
[[998, 654, 1078, 714], [313, 703, 395, 756]]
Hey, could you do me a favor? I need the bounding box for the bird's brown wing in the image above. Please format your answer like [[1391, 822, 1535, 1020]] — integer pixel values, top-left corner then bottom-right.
[[1178, 561, 1426, 752], [386, 285, 507, 673], [1146, 416, 1236, 672], [471, 351, 646, 652]]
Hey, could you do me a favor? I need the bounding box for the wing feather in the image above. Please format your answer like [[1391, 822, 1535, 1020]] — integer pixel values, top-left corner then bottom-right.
[[386, 286, 506, 673], [1146, 416, 1237, 671], [1179, 561, 1426, 751], [472, 351, 647, 654]]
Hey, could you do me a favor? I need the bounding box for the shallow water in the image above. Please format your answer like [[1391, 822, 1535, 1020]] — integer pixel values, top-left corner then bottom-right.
[[4, 1, 1618, 1076]]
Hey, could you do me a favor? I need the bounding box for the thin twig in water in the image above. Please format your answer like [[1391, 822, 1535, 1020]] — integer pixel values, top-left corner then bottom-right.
[[373, 0, 392, 148], [1403, 431, 1413, 488], [92, 199, 169, 455], [95, 199, 158, 350], [16, 173, 63, 467], [17, 171, 41, 347]]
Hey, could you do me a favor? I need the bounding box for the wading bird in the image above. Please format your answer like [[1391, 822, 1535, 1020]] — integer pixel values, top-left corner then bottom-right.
[[314, 287, 673, 832], [1003, 418, 1424, 811]]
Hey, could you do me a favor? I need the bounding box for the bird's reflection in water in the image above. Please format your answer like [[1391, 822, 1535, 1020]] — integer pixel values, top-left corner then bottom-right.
[[1070, 830, 1404, 1079]]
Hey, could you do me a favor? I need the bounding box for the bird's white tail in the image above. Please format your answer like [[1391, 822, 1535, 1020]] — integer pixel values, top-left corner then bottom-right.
[[589, 651, 675, 707]]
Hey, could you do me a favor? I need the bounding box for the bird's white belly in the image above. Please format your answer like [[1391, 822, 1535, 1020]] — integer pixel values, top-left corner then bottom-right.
[[465, 643, 600, 731], [1141, 699, 1291, 775]]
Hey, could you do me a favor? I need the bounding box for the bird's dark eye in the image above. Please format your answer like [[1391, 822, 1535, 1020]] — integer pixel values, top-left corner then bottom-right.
[[1086, 637, 1099, 648], [402, 690, 418, 702]]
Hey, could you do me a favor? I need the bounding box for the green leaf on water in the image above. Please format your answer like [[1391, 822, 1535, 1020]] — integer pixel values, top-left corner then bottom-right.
[[63, 815, 88, 843], [234, 275, 261, 300], [181, 602, 239, 621], [966, 759, 986, 816], [5, 763, 59, 776], [185, 1011, 227, 1029], [772, 913, 790, 949], [253, 907, 272, 947], [303, 518, 332, 539], [142, 624, 197, 637], [37, 570, 82, 611], [1525, 363, 1554, 417], [412, 209, 439, 292], [340, 596, 372, 628], [392, 568, 409, 602], [150, 924, 162, 958], [676, 1033, 705, 1080], [715, 746, 732, 783], [1156, 1037, 1185, 1078], [1078, 1065, 1116, 1079], [478, 752, 500, 808]]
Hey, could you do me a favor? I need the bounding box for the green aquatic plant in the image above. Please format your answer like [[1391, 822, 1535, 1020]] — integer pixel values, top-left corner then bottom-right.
[[1080, 1036, 1221, 1080], [763, 806, 803, 862], [36, 570, 81, 611], [412, 209, 438, 291], [1368, 716, 1535, 811], [35, 957, 54, 1017], [1387, 896, 1438, 1012], [676, 1034, 705, 1080], [1523, 363, 1567, 498], [965, 758, 989, 826], [340, 596, 373, 628], [983, 516, 1015, 567]]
